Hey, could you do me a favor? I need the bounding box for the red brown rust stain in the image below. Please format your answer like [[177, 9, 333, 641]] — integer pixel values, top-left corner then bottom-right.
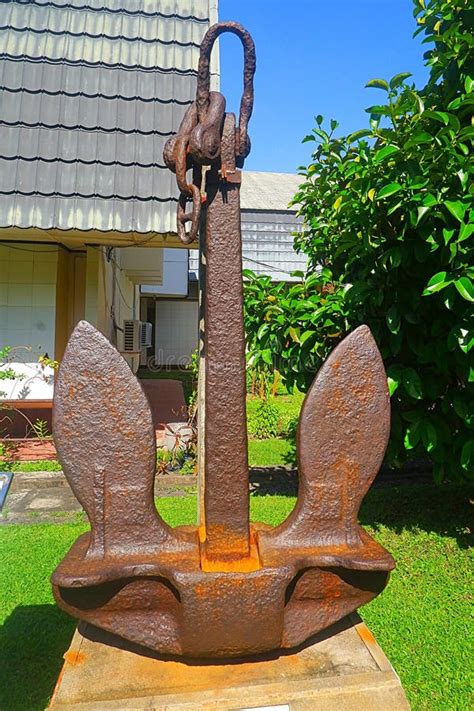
[[357, 624, 376, 646], [49, 660, 67, 705], [64, 650, 86, 666]]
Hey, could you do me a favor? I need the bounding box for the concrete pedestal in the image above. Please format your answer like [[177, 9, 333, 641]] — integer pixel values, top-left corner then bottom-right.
[[49, 614, 410, 710]]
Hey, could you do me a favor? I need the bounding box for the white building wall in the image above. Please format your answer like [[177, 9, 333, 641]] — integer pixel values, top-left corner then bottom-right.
[[141, 248, 188, 297], [155, 299, 198, 366], [0, 243, 57, 398], [85, 246, 137, 348]]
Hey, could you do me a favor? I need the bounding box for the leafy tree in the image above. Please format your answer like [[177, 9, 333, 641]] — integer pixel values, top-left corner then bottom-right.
[[244, 270, 348, 392], [244, 0, 473, 482]]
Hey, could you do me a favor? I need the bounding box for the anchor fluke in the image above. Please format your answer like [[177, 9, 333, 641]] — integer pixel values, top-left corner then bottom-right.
[[53, 320, 191, 558], [260, 325, 391, 552]]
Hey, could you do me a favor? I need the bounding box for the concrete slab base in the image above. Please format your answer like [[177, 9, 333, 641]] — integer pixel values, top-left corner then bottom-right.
[[49, 614, 410, 710]]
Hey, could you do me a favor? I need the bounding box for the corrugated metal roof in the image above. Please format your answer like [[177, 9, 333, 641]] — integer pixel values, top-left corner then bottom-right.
[[240, 210, 306, 281], [0, 0, 214, 233], [189, 171, 306, 282], [240, 171, 302, 212]]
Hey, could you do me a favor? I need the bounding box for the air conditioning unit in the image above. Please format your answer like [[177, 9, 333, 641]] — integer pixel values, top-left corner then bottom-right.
[[140, 321, 153, 349], [122, 320, 152, 352]]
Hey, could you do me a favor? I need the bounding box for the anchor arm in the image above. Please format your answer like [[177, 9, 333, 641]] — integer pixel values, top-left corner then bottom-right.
[[53, 321, 193, 558]]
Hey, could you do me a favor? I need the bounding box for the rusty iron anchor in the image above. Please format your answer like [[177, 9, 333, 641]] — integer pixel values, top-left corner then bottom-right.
[[51, 22, 395, 658]]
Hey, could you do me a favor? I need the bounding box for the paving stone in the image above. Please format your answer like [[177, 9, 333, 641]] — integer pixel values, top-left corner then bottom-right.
[[26, 494, 71, 510]]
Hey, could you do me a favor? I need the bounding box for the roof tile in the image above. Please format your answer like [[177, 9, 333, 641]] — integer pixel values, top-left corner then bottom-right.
[[0, 0, 211, 232]]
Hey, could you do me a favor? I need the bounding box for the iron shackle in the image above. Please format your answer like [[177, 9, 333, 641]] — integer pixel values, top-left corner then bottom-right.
[[196, 21, 256, 163]]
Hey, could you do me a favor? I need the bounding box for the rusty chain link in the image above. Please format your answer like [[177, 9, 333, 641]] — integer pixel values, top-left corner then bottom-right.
[[163, 21, 256, 244]]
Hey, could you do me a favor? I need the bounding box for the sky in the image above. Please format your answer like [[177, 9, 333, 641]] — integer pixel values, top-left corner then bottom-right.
[[218, 0, 429, 173]]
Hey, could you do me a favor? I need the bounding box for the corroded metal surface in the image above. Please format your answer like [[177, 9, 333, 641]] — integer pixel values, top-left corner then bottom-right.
[[163, 21, 256, 244], [52, 21, 395, 659]]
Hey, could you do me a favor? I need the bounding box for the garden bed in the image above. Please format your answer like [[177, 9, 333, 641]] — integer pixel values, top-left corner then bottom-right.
[[0, 438, 57, 462]]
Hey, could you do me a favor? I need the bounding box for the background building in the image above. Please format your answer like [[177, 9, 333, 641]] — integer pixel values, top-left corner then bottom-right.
[[0, 1, 305, 431], [0, 0, 217, 403], [141, 171, 305, 367]]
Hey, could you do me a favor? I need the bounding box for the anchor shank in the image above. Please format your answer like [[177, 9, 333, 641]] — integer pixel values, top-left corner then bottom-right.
[[202, 166, 250, 561]]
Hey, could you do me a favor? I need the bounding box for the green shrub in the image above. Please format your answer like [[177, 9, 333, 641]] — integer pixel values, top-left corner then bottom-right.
[[244, 273, 346, 393], [179, 455, 197, 476], [247, 400, 280, 439], [156, 446, 185, 474], [244, 0, 473, 482], [156, 445, 197, 476]]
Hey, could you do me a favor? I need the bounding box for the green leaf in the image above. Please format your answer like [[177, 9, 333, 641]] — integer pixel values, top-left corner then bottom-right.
[[422, 271, 450, 295], [365, 105, 389, 116], [300, 330, 315, 346], [387, 377, 399, 396], [260, 349, 273, 366], [421, 421, 437, 453], [433, 463, 444, 484], [288, 326, 300, 343], [387, 200, 403, 216], [373, 145, 400, 164], [387, 365, 403, 396], [443, 228, 455, 245], [242, 269, 257, 280], [444, 200, 466, 222], [404, 422, 421, 450], [454, 277, 474, 302], [457, 169, 468, 189], [458, 329, 474, 354], [365, 78, 389, 91], [349, 129, 372, 142], [302, 134, 316, 143], [377, 182, 402, 199], [422, 193, 437, 207], [423, 110, 450, 125], [416, 206, 430, 225], [403, 368, 422, 399], [459, 126, 474, 141], [387, 246, 402, 268], [460, 440, 474, 471], [404, 131, 432, 146], [386, 305, 401, 334], [409, 176, 429, 189], [389, 72, 413, 89], [458, 223, 474, 243], [453, 395, 469, 420]]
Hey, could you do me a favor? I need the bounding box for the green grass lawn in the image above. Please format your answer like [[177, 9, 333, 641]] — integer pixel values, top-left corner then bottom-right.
[[246, 388, 303, 466], [1, 459, 62, 472], [248, 437, 294, 466], [0, 484, 471, 711]]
